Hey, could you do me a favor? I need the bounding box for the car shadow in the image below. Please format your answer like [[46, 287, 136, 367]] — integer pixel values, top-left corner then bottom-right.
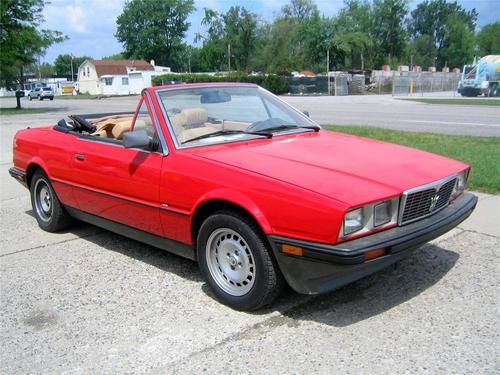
[[43, 216, 458, 326], [273, 244, 459, 327]]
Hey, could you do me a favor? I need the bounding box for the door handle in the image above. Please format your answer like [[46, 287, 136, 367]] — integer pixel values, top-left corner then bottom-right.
[[75, 154, 85, 161]]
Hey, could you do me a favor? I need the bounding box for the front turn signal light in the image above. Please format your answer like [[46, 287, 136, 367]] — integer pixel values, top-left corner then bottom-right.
[[282, 244, 303, 257]]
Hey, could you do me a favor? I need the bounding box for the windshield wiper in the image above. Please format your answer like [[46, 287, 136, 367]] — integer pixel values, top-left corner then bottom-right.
[[257, 124, 320, 133], [181, 130, 272, 144]]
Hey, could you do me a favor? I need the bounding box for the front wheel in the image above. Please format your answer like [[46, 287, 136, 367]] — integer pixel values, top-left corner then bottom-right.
[[197, 212, 284, 311], [30, 170, 72, 232]]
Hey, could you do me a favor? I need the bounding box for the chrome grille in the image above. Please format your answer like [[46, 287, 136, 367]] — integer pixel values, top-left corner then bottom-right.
[[400, 177, 456, 225]]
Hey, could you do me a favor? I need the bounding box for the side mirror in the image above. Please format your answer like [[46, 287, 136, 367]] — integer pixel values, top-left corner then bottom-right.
[[123, 129, 150, 149], [303, 110, 310, 117]]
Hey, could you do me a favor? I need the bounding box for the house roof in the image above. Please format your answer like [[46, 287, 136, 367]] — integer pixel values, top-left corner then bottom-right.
[[89, 60, 154, 76]]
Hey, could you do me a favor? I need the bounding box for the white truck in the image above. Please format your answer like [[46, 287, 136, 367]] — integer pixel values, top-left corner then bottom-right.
[[458, 55, 500, 97]]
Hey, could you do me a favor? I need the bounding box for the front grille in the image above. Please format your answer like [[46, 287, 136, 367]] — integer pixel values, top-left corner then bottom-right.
[[400, 177, 456, 225]]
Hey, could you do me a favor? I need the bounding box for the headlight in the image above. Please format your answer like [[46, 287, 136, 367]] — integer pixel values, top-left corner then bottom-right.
[[451, 170, 468, 200], [374, 200, 394, 227], [344, 208, 364, 235], [340, 197, 399, 240]]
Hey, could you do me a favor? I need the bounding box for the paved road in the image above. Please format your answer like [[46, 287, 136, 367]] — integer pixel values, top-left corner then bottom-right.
[[1, 164, 498, 373], [1, 95, 499, 373], [284, 95, 500, 137]]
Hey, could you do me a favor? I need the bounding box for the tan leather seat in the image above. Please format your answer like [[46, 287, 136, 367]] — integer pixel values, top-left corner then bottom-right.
[[112, 119, 133, 139], [134, 117, 155, 137], [169, 108, 219, 143], [183, 108, 208, 125], [91, 115, 135, 139]]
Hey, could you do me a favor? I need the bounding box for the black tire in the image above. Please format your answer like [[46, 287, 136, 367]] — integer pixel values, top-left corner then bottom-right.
[[29, 96, 32, 101], [197, 212, 285, 311], [38, 95, 42, 101], [50, 97, 54, 101], [30, 170, 72, 232]]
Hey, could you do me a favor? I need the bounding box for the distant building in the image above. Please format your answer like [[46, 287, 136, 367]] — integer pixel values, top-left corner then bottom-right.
[[77, 59, 163, 95]]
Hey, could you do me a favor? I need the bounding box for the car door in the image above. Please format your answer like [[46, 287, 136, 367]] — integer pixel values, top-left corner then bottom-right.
[[70, 97, 164, 235]]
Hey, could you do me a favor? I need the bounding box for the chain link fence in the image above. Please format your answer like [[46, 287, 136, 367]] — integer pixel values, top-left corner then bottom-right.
[[391, 72, 461, 96], [286, 76, 328, 94], [285, 72, 461, 96]]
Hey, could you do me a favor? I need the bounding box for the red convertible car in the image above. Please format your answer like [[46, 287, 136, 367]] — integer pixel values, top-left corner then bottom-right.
[[10, 83, 477, 310]]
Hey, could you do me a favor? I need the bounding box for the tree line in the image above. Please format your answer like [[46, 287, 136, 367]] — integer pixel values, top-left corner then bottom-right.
[[1, 0, 499, 88], [115, 0, 498, 74]]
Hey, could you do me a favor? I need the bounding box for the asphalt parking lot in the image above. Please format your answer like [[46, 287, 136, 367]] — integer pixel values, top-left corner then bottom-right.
[[1, 96, 499, 373]]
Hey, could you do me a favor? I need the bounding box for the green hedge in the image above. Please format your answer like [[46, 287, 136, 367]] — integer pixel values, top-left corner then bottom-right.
[[152, 73, 289, 94]]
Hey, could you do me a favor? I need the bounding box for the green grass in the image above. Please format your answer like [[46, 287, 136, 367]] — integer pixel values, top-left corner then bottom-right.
[[0, 107, 47, 116], [400, 98, 500, 106], [324, 125, 500, 194]]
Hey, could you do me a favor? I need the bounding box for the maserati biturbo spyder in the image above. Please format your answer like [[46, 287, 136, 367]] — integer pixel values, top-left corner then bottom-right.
[[9, 83, 477, 310]]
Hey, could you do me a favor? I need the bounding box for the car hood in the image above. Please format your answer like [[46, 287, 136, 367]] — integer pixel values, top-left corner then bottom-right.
[[194, 131, 468, 206]]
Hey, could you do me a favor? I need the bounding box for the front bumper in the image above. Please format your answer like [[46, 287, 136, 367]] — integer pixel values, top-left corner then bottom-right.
[[268, 192, 477, 294]]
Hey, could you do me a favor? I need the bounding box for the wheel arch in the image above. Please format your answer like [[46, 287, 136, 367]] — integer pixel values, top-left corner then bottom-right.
[[25, 158, 48, 187], [191, 190, 272, 247]]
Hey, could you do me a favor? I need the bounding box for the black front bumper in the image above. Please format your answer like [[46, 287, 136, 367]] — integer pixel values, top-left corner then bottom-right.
[[9, 167, 27, 187], [268, 192, 477, 295]]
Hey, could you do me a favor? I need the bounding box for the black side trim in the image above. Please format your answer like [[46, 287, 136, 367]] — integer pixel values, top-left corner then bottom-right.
[[65, 206, 195, 260], [9, 167, 27, 187]]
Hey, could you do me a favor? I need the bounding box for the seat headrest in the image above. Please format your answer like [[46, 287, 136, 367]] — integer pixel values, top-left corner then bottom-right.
[[112, 120, 132, 140], [182, 108, 208, 126]]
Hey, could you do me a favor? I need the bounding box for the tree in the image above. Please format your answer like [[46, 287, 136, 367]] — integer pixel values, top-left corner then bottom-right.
[[282, 0, 319, 21], [196, 6, 258, 72], [407, 34, 437, 68], [442, 16, 475, 68], [0, 0, 66, 88], [476, 22, 500, 56], [372, 0, 408, 66], [54, 54, 91, 77], [102, 53, 125, 60], [332, 0, 374, 69], [408, 0, 477, 68], [115, 0, 195, 70]]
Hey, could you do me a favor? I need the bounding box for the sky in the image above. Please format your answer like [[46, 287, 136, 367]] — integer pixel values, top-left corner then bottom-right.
[[41, 0, 500, 63]]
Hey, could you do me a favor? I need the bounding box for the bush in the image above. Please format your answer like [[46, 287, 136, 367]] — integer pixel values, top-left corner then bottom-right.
[[152, 73, 289, 94]]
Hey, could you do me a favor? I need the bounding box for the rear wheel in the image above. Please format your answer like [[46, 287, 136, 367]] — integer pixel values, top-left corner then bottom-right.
[[29, 95, 32, 101], [30, 170, 72, 232], [197, 212, 284, 311]]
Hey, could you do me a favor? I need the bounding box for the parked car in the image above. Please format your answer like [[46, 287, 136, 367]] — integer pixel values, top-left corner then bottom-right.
[[28, 87, 54, 101], [9, 83, 477, 310]]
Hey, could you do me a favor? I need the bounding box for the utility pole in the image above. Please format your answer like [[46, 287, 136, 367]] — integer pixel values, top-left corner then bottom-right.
[[37, 55, 42, 81], [326, 48, 330, 75], [228, 43, 231, 72], [70, 53, 75, 82]]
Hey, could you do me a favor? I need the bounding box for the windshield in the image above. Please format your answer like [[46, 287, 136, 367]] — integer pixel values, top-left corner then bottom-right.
[[157, 85, 319, 147]]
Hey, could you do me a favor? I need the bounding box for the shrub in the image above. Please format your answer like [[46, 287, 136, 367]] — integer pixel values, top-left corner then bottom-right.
[[152, 73, 289, 94]]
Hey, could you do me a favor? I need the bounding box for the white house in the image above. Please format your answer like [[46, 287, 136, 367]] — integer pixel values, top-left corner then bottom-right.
[[77, 59, 158, 95]]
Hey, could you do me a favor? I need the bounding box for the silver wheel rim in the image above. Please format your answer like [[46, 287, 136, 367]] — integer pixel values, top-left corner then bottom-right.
[[206, 228, 256, 296], [34, 179, 52, 222]]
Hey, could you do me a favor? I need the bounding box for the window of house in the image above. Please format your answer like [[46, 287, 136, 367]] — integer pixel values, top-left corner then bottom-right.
[[104, 78, 113, 86], [86, 66, 90, 77], [122, 77, 129, 85]]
